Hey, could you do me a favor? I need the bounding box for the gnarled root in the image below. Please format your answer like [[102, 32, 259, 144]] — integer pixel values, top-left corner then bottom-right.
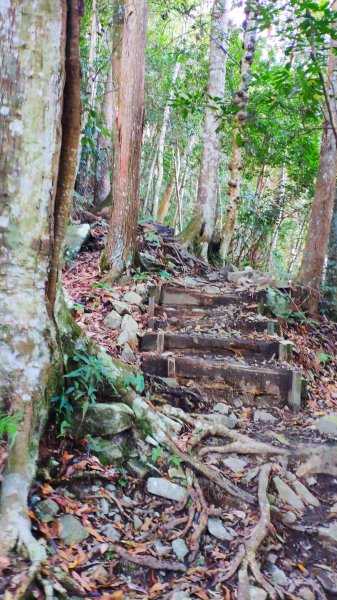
[[222, 464, 278, 599]]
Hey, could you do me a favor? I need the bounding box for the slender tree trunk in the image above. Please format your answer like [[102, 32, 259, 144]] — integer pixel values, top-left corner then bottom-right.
[[180, 0, 230, 259], [297, 3, 337, 312], [93, 66, 114, 206], [158, 135, 196, 223], [219, 0, 259, 262], [106, 0, 148, 279], [143, 144, 158, 215], [0, 0, 73, 560], [152, 62, 181, 220], [48, 1, 82, 309], [268, 166, 286, 272], [324, 182, 337, 318]]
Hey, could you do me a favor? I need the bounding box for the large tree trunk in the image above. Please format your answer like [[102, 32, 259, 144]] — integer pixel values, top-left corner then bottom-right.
[[0, 0, 81, 561], [219, 1, 259, 262], [106, 0, 148, 279], [297, 4, 337, 312], [152, 62, 181, 221], [325, 182, 337, 318], [180, 0, 230, 260]]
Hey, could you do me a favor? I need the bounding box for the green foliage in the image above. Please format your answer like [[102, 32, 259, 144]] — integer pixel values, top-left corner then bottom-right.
[[168, 454, 183, 468], [92, 281, 111, 290], [133, 271, 150, 282], [123, 372, 145, 394], [158, 270, 172, 280], [51, 347, 117, 436], [316, 352, 334, 364], [151, 446, 164, 463], [0, 412, 22, 445]]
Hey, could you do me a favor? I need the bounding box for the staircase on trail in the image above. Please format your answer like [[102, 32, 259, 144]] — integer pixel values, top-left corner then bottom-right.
[[141, 281, 304, 412]]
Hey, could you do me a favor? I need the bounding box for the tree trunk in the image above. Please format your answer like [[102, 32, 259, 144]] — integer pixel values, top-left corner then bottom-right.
[[106, 0, 148, 279], [180, 0, 230, 260], [158, 135, 196, 224], [325, 182, 337, 318], [297, 3, 337, 312], [143, 144, 158, 216], [268, 166, 286, 272], [0, 0, 81, 561], [219, 1, 259, 262], [93, 65, 114, 206], [152, 62, 181, 221]]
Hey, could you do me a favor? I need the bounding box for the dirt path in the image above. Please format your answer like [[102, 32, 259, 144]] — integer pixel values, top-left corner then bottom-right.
[[4, 223, 337, 599]]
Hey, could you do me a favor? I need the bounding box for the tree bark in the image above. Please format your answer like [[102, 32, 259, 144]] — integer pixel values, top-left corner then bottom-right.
[[93, 65, 114, 206], [0, 0, 66, 560], [0, 0, 81, 561], [268, 166, 286, 272], [325, 182, 337, 318], [180, 0, 230, 260], [297, 3, 337, 312], [152, 62, 181, 221], [219, 1, 259, 262], [106, 0, 148, 279]]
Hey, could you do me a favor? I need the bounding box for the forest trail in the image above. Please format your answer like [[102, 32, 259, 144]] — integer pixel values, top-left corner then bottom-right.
[[7, 223, 336, 599]]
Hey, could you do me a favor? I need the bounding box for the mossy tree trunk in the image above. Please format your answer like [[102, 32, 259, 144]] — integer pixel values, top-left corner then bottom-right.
[[0, 0, 81, 561], [219, 1, 259, 263], [106, 0, 148, 279]]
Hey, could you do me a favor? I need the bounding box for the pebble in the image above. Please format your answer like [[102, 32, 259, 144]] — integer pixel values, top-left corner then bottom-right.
[[155, 540, 171, 556], [104, 310, 122, 330], [223, 456, 247, 473], [254, 409, 276, 422], [172, 538, 189, 561], [213, 402, 229, 415], [124, 291, 142, 305], [133, 515, 143, 530], [207, 518, 234, 541], [248, 586, 267, 600], [57, 515, 89, 545], [297, 587, 315, 600], [270, 565, 288, 586], [103, 524, 121, 542], [316, 414, 337, 437], [147, 477, 187, 502], [99, 498, 110, 515], [112, 300, 131, 315]]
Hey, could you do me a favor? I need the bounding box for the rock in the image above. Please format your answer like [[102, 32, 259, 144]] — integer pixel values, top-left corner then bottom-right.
[[100, 499, 110, 515], [135, 283, 148, 298], [297, 588, 315, 600], [57, 515, 89, 545], [316, 569, 337, 595], [227, 270, 255, 283], [316, 415, 337, 437], [168, 466, 186, 479], [270, 565, 288, 586], [155, 540, 171, 556], [147, 478, 187, 502], [281, 511, 297, 525], [219, 264, 239, 280], [203, 285, 220, 294], [133, 515, 143, 530], [172, 538, 189, 561], [273, 477, 305, 511], [213, 402, 229, 415], [112, 300, 131, 316], [36, 499, 60, 522], [266, 288, 292, 319], [118, 314, 139, 348], [172, 592, 191, 600], [127, 459, 149, 479], [223, 456, 247, 473], [124, 291, 142, 305], [73, 403, 134, 436], [291, 479, 320, 507], [64, 223, 90, 262], [89, 438, 123, 464], [254, 410, 276, 423], [121, 343, 136, 363], [103, 524, 121, 542], [104, 310, 122, 330], [248, 586, 267, 600], [318, 521, 337, 543], [86, 564, 109, 583], [207, 518, 234, 541]]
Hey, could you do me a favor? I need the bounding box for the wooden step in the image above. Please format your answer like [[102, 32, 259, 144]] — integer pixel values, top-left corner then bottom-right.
[[150, 285, 263, 307], [141, 352, 302, 411], [140, 332, 292, 361]]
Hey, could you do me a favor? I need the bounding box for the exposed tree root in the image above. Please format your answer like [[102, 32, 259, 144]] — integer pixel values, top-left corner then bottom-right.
[[114, 545, 187, 572], [220, 464, 278, 599]]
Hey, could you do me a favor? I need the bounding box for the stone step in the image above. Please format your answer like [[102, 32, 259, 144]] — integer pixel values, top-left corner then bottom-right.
[[149, 285, 264, 309], [140, 332, 293, 362], [141, 352, 302, 411]]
